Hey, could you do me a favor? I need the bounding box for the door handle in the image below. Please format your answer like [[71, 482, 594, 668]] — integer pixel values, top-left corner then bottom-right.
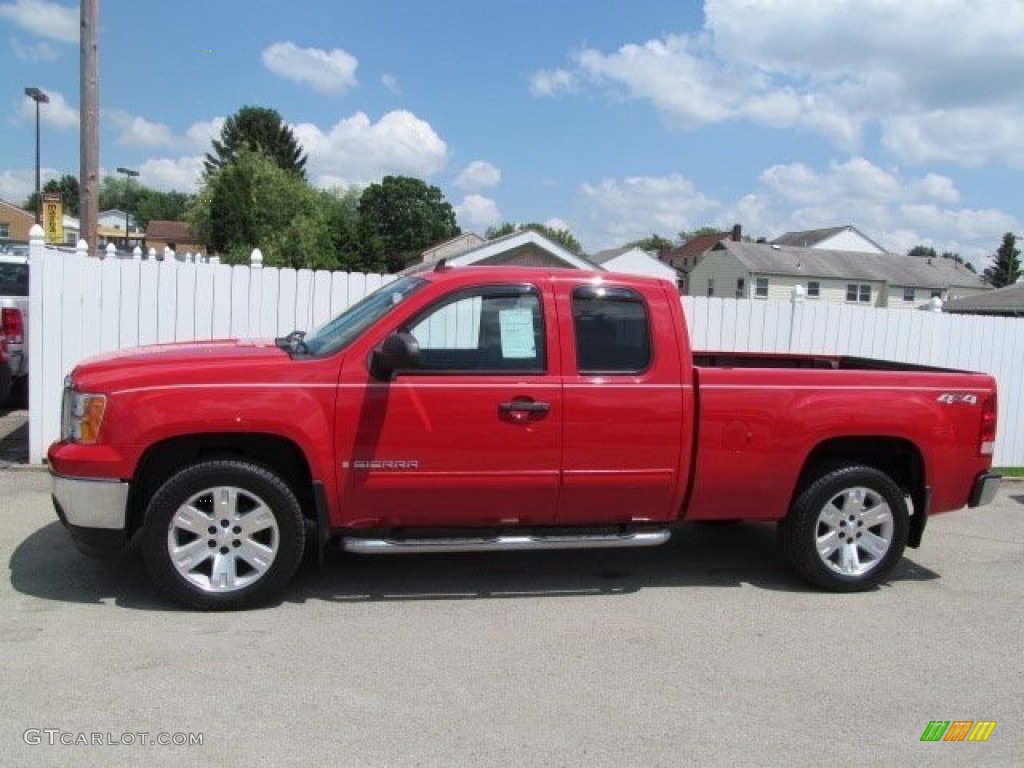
[[499, 400, 551, 414], [499, 399, 551, 423]]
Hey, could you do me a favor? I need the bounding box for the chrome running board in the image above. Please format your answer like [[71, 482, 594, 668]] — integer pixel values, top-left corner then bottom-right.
[[341, 529, 671, 555]]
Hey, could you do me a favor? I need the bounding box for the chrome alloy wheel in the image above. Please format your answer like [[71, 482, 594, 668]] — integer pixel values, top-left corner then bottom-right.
[[166, 485, 280, 593], [814, 486, 895, 577]]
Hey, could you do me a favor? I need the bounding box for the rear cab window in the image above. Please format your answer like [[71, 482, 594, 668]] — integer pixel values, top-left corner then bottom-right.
[[0, 261, 29, 296], [571, 285, 651, 374]]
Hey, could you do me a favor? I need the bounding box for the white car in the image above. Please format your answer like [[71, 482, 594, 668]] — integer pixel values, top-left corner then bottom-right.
[[0, 250, 29, 405]]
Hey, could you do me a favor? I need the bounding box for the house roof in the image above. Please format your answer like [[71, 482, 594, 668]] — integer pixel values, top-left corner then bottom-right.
[[589, 246, 637, 265], [942, 282, 1024, 315], [146, 220, 196, 241], [716, 241, 989, 290], [402, 229, 597, 275], [0, 199, 34, 223], [771, 225, 885, 253]]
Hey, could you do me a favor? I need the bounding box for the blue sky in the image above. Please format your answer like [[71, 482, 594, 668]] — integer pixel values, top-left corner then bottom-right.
[[1, 0, 1021, 269]]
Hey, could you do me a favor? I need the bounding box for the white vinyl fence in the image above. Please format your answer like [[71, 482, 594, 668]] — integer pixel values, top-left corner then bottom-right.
[[27, 229, 1024, 466]]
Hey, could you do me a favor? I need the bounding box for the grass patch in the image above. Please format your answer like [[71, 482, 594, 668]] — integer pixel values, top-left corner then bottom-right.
[[993, 467, 1024, 478]]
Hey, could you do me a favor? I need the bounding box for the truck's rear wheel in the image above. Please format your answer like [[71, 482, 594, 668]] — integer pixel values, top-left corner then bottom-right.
[[142, 460, 305, 610], [779, 465, 908, 592]]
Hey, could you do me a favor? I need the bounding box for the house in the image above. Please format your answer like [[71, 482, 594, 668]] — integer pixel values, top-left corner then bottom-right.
[[97, 208, 144, 250], [0, 199, 34, 247], [590, 246, 679, 283], [771, 225, 886, 254], [145, 220, 204, 255], [943, 282, 1024, 317], [406, 229, 594, 274], [688, 240, 990, 308], [420, 233, 485, 266], [658, 225, 744, 291]]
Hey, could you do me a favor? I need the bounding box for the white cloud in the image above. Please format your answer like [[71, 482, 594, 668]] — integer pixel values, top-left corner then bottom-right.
[[455, 160, 501, 190], [0, 166, 59, 203], [137, 156, 204, 193], [575, 173, 720, 250], [742, 157, 1016, 270], [534, 0, 1024, 164], [105, 110, 224, 155], [262, 42, 358, 95], [106, 109, 178, 150], [10, 37, 59, 62], [16, 88, 78, 128], [455, 195, 502, 231], [530, 68, 577, 97], [292, 110, 448, 187], [0, 0, 78, 43], [381, 74, 401, 95]]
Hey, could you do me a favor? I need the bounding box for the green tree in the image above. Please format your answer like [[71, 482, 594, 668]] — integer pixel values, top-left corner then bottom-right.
[[626, 234, 675, 253], [485, 221, 584, 255], [908, 244, 978, 274], [24, 174, 80, 217], [358, 176, 459, 272], [204, 106, 307, 179], [97, 176, 192, 229], [679, 226, 721, 242], [984, 232, 1021, 287], [190, 150, 335, 269]]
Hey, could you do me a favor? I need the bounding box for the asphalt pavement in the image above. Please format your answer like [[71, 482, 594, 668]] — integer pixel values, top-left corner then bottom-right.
[[1, 459, 1021, 767]]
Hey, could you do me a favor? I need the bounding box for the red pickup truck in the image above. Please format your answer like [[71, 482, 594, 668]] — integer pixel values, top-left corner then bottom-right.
[[49, 265, 1001, 609]]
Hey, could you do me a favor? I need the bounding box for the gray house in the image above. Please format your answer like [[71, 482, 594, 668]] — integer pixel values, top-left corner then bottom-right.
[[688, 240, 990, 309]]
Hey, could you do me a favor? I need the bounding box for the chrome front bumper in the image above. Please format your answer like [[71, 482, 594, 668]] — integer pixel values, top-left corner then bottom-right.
[[51, 473, 130, 530]]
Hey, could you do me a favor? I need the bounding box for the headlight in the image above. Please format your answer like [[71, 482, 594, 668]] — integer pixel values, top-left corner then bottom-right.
[[61, 388, 107, 444]]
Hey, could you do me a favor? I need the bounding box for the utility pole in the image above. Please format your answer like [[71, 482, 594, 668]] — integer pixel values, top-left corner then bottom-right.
[[80, 0, 100, 255]]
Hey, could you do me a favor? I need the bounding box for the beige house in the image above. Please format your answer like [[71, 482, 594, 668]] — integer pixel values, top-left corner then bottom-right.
[[145, 220, 205, 255], [689, 241, 990, 309], [0, 199, 34, 246], [407, 229, 594, 274]]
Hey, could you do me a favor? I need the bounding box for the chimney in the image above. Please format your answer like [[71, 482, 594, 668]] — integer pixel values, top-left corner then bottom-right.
[[731, 224, 742, 241]]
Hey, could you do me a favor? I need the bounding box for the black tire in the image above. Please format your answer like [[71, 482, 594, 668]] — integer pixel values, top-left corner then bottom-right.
[[0, 366, 11, 407], [779, 465, 908, 592], [141, 460, 306, 610]]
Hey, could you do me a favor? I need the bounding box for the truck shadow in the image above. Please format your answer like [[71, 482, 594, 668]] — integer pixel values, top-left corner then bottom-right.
[[9, 520, 940, 611]]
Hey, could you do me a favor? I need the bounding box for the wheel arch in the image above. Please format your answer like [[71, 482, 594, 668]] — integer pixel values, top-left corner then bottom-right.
[[795, 436, 926, 517], [126, 433, 316, 538]]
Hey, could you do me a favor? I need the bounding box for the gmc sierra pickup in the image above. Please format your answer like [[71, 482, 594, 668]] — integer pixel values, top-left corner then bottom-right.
[[49, 264, 1001, 609]]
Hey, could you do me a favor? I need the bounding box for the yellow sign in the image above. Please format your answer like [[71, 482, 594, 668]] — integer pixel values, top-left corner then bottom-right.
[[42, 193, 63, 244]]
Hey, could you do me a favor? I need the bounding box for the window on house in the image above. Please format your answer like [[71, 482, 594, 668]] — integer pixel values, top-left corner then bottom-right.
[[407, 286, 546, 373], [572, 286, 651, 374], [847, 283, 872, 303], [807, 281, 820, 298], [736, 278, 745, 298], [0, 223, 9, 239], [903, 287, 916, 302], [755, 277, 769, 298], [707, 279, 714, 297]]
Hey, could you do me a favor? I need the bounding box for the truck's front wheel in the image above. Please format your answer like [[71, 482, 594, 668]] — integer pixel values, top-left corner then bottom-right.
[[779, 465, 908, 592], [142, 460, 306, 610]]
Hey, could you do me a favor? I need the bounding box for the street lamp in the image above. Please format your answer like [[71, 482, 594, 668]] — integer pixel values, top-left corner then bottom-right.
[[24, 87, 49, 224], [116, 166, 139, 250]]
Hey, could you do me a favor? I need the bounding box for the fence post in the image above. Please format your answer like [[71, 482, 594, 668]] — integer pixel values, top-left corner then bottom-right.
[[249, 248, 264, 337], [147, 247, 157, 260], [76, 239, 89, 259], [105, 243, 116, 259], [163, 246, 175, 261], [132, 246, 142, 260], [788, 284, 806, 352], [29, 222, 45, 260]]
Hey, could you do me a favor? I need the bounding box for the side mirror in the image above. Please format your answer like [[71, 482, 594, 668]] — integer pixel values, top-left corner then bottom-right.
[[371, 332, 420, 379]]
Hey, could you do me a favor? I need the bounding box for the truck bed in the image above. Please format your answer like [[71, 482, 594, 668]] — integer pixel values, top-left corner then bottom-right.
[[693, 351, 964, 374]]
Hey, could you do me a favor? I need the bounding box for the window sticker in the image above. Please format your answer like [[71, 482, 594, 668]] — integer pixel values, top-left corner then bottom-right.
[[498, 308, 536, 359]]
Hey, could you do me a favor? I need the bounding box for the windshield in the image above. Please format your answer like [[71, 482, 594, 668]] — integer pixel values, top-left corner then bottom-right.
[[0, 263, 29, 296], [302, 276, 427, 357]]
